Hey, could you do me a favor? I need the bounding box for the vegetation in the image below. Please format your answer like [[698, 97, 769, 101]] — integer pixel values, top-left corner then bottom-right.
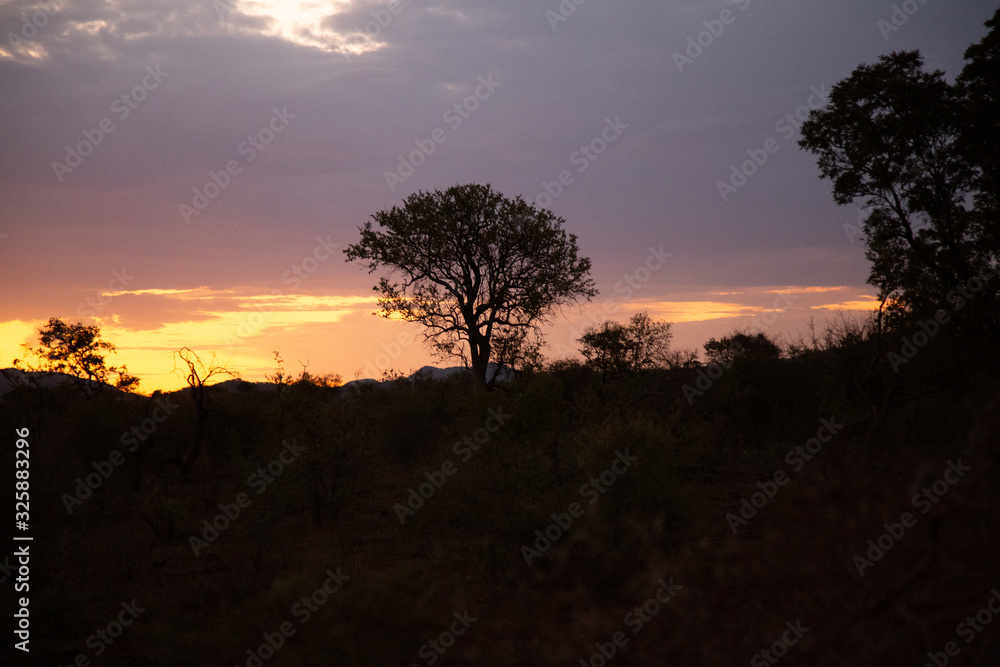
[[11, 317, 139, 394], [578, 312, 675, 380], [703, 328, 780, 364], [3, 309, 997, 664], [799, 24, 1000, 339], [345, 183, 597, 390], [171, 347, 238, 475]]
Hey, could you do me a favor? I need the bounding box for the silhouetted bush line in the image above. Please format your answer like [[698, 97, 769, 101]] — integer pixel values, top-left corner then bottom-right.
[[3, 314, 998, 664]]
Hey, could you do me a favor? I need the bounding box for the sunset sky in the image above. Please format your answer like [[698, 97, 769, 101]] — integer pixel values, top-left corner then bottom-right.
[[1, 0, 994, 393]]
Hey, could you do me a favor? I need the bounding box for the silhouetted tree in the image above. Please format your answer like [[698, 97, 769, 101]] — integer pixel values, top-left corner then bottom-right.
[[704, 330, 777, 364], [799, 24, 1000, 337], [172, 347, 236, 475], [265, 351, 294, 396], [486, 326, 544, 387], [14, 317, 139, 395], [292, 359, 342, 389], [578, 312, 673, 379], [345, 183, 597, 390], [957, 8, 1000, 231]]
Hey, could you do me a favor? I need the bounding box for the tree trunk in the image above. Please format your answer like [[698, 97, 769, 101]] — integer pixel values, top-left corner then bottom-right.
[[469, 335, 491, 392]]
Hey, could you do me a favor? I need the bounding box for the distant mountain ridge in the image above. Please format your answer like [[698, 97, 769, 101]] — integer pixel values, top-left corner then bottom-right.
[[0, 363, 511, 397], [196, 363, 512, 393], [0, 367, 108, 397]]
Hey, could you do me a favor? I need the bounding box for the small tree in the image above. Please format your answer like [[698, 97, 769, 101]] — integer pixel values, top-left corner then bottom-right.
[[265, 351, 294, 395], [14, 317, 139, 395], [292, 359, 342, 389], [703, 330, 778, 365], [456, 324, 543, 389], [172, 347, 236, 475], [345, 183, 597, 391], [578, 312, 673, 379]]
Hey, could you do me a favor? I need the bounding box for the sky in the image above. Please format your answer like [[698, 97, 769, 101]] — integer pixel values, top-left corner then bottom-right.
[[0, 0, 995, 393]]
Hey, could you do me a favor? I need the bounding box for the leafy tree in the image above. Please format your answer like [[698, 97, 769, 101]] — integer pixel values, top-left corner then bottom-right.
[[345, 183, 597, 390], [799, 20, 1000, 337], [14, 317, 139, 394], [487, 325, 544, 382], [957, 8, 1000, 230], [578, 312, 673, 379], [703, 330, 778, 365]]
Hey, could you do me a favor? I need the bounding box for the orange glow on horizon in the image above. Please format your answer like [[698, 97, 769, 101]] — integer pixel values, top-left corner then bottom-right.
[[0, 285, 882, 394]]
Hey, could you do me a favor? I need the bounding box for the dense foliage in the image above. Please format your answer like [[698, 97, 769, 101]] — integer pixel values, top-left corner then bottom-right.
[[799, 12, 1000, 340], [345, 183, 597, 389]]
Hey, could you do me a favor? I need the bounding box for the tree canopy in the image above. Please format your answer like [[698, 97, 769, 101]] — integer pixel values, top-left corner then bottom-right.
[[798, 12, 1000, 339], [345, 183, 597, 389], [14, 317, 139, 394], [703, 330, 778, 365], [578, 312, 673, 379]]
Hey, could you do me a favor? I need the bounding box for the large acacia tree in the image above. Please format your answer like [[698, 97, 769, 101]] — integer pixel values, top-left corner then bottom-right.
[[798, 12, 1000, 339], [345, 183, 597, 389]]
